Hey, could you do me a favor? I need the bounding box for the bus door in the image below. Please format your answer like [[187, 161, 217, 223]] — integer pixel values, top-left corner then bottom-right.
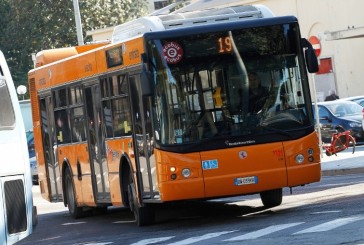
[[129, 75, 158, 200], [39, 96, 62, 201], [84, 84, 111, 203]]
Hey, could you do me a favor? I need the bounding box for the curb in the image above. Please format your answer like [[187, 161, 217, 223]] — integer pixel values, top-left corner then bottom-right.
[[321, 167, 364, 177]]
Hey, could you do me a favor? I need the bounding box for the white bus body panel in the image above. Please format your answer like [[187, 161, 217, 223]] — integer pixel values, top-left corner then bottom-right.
[[0, 50, 36, 244]]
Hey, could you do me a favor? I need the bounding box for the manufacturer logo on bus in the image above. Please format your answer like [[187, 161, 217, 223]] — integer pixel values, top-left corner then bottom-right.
[[162, 41, 183, 64], [238, 150, 248, 159]]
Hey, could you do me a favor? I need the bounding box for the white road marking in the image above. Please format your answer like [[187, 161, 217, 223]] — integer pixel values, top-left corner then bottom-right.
[[38, 236, 62, 242], [130, 236, 175, 245], [112, 220, 135, 224], [294, 215, 364, 234], [167, 231, 236, 245], [224, 223, 303, 241], [311, 210, 341, 214], [82, 243, 113, 245], [61, 221, 86, 225]]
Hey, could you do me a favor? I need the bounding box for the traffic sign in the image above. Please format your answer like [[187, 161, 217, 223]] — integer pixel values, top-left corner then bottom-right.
[[309, 35, 321, 57]]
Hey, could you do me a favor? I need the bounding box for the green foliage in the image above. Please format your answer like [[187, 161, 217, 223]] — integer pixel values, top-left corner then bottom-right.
[[0, 0, 148, 99], [82, 0, 148, 31]]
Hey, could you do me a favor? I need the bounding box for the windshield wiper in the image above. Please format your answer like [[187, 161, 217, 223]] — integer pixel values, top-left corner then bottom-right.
[[256, 125, 293, 138]]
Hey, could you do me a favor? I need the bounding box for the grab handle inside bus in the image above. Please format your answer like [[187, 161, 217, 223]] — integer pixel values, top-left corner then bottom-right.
[[301, 38, 319, 73]]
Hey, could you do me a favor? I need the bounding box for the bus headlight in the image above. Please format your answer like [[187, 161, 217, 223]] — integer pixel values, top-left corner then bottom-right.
[[349, 122, 361, 127], [295, 154, 304, 164], [181, 168, 191, 178], [307, 148, 314, 155]]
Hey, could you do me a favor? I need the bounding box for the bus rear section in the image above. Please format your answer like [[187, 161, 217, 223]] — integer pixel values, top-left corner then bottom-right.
[[0, 50, 37, 244]]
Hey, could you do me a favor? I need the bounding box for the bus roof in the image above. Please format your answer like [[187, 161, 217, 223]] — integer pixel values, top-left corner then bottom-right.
[[112, 4, 273, 43], [34, 42, 109, 68], [143, 15, 298, 41]]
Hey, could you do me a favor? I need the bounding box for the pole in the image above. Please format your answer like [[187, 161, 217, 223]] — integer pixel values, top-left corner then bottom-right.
[[311, 73, 323, 157], [72, 0, 84, 46]]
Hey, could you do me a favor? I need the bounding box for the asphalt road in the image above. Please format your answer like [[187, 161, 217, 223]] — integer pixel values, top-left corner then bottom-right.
[[18, 171, 364, 245]]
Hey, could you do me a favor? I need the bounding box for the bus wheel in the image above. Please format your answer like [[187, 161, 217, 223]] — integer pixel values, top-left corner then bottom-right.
[[127, 173, 155, 226], [260, 188, 283, 208], [65, 169, 84, 219]]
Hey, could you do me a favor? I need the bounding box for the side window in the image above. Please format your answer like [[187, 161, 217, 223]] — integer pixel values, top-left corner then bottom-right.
[[53, 89, 67, 108], [55, 109, 71, 144], [71, 107, 86, 142], [0, 76, 15, 129], [101, 74, 132, 138], [53, 85, 86, 144], [112, 97, 132, 137], [69, 86, 86, 142], [318, 107, 329, 118]]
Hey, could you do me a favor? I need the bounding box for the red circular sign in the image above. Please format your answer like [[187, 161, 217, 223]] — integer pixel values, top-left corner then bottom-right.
[[162, 41, 183, 64], [308, 36, 321, 57]]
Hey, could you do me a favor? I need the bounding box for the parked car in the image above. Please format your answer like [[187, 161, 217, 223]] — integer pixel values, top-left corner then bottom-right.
[[26, 130, 38, 184], [339, 96, 364, 107], [315, 100, 364, 143], [339, 96, 364, 131]]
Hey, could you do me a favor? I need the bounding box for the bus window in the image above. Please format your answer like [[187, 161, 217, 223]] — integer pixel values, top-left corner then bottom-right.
[[53, 88, 68, 108], [69, 85, 83, 105], [71, 107, 86, 142], [55, 109, 71, 144], [101, 74, 132, 138], [0, 77, 15, 128]]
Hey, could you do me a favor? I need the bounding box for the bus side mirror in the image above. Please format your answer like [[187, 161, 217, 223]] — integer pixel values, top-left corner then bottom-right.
[[140, 69, 152, 97], [140, 53, 152, 97], [301, 38, 319, 73]]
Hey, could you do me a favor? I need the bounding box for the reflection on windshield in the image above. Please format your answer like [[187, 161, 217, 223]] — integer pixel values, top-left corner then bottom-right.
[[147, 24, 312, 145]]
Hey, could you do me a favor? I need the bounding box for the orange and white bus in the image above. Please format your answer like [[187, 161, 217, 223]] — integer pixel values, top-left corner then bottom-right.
[[28, 5, 320, 226]]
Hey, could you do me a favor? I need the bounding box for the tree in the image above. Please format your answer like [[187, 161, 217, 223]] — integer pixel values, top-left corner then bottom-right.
[[81, 0, 148, 32], [0, 0, 148, 99]]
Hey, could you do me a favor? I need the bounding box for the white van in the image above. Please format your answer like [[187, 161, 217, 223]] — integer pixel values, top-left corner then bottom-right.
[[0, 50, 37, 244]]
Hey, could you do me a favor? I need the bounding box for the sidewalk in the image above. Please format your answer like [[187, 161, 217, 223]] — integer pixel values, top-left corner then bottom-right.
[[321, 145, 364, 176]]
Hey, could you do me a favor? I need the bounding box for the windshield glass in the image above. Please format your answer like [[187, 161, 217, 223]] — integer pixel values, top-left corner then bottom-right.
[[0, 76, 15, 129], [146, 23, 313, 146]]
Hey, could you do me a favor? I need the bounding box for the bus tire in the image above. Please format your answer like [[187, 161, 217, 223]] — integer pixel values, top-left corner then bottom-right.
[[127, 173, 155, 226], [65, 169, 84, 219], [260, 188, 283, 208]]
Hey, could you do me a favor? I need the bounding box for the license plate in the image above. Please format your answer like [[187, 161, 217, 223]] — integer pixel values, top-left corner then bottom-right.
[[234, 176, 258, 186], [202, 159, 218, 170]]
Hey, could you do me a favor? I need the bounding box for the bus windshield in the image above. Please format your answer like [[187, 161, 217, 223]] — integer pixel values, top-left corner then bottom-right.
[[147, 23, 313, 148]]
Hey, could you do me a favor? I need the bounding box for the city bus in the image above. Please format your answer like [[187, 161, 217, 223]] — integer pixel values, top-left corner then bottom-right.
[[0, 50, 37, 244], [28, 5, 320, 226]]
